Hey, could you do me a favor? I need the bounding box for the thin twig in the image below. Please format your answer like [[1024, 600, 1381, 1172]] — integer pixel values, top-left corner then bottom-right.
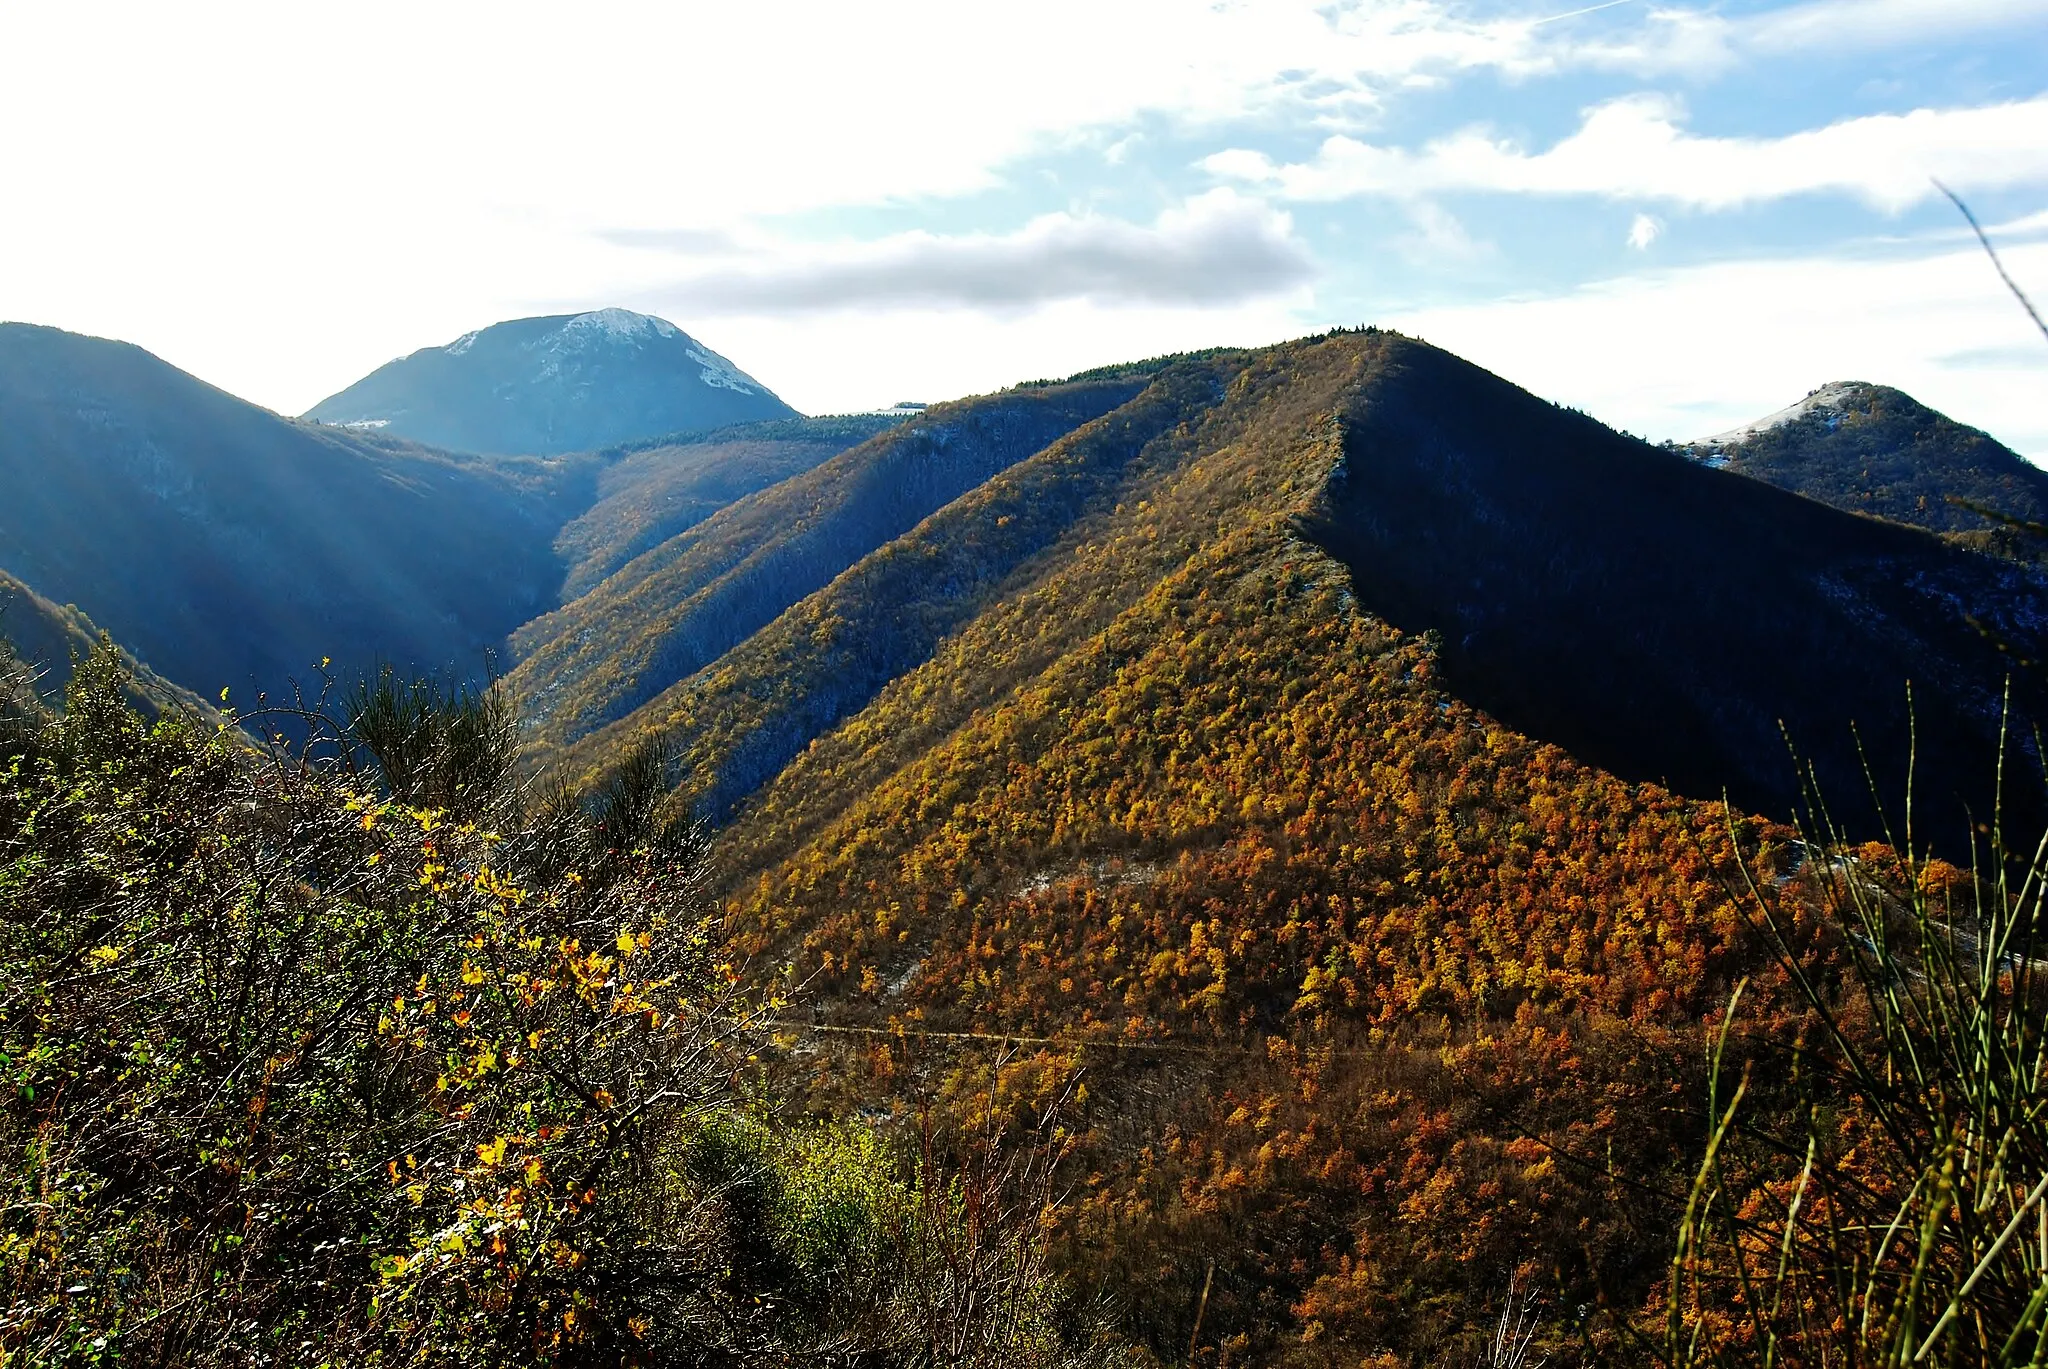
[[1937, 181, 2048, 346]]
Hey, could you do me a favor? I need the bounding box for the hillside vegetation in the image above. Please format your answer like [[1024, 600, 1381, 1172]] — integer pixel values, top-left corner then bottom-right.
[[510, 329, 2048, 1362], [508, 378, 1154, 761], [0, 647, 1123, 1367], [9, 320, 2048, 1364], [706, 333, 1764, 1363], [556, 415, 908, 600], [0, 569, 205, 718]]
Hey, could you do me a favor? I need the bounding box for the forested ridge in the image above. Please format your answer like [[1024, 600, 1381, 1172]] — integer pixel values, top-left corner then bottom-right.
[[555, 415, 909, 600], [697, 332, 1760, 1362], [7, 324, 2048, 1364], [561, 330, 2048, 846], [530, 328, 2048, 1362], [507, 377, 1155, 762]]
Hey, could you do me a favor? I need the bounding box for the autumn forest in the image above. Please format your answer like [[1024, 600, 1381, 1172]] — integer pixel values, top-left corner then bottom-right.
[[5, 321, 2048, 1367]]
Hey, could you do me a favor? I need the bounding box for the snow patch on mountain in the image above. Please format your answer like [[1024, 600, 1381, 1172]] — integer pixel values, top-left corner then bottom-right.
[[558, 308, 681, 345], [1697, 381, 1868, 449], [302, 308, 795, 453], [684, 343, 759, 394], [527, 310, 764, 394]]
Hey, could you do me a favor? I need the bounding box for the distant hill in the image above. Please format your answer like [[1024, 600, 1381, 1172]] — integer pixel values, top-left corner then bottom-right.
[[304, 309, 798, 456], [555, 415, 909, 601], [0, 324, 896, 709], [1684, 380, 2048, 538], [507, 378, 1154, 762], [0, 322, 581, 703], [0, 568, 206, 718]]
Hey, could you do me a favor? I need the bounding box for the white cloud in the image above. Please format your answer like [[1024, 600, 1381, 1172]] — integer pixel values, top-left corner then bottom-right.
[[0, 0, 2042, 414], [1628, 213, 1663, 250], [1386, 235, 2048, 458], [0, 1, 1577, 240], [632, 191, 1315, 315], [1394, 200, 1492, 264], [0, 0, 1515, 411], [1210, 94, 2048, 212]]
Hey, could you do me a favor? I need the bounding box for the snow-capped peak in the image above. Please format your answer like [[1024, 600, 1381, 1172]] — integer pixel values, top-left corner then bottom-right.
[[494, 308, 769, 394], [305, 309, 795, 452], [1697, 381, 1870, 448], [558, 308, 681, 344]]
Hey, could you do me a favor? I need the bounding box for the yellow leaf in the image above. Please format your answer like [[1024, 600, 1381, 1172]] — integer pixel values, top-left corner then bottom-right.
[[88, 945, 121, 963]]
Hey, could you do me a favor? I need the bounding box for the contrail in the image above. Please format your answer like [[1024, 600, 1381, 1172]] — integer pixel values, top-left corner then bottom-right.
[[1530, 0, 1642, 25]]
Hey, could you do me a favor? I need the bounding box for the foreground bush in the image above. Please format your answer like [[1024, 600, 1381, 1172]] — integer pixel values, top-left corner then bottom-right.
[[0, 648, 1106, 1367]]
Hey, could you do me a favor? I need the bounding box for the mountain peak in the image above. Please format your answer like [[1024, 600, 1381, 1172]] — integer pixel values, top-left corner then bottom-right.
[[304, 311, 795, 455], [1697, 380, 1876, 448], [1686, 379, 2046, 535]]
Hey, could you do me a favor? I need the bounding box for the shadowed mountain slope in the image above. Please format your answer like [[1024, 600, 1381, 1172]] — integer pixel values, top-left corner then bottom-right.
[[1311, 346, 2048, 837], [555, 414, 907, 600], [0, 323, 581, 702], [304, 309, 796, 456], [507, 376, 1156, 759], [0, 569, 207, 718], [1688, 380, 2048, 536]]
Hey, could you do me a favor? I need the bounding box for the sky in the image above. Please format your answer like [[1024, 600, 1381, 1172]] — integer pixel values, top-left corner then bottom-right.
[[2, 0, 2045, 453]]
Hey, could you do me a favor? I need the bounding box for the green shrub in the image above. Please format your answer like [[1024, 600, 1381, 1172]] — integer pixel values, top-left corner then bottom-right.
[[0, 644, 1110, 1368], [0, 645, 767, 1365]]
